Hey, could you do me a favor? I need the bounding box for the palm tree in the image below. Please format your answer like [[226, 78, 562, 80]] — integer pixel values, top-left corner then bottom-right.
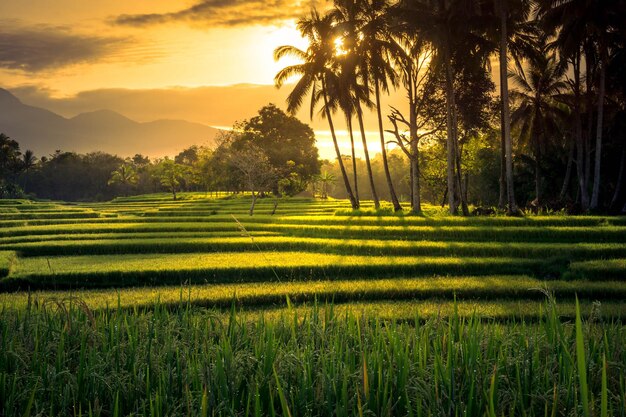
[[274, 10, 359, 209], [539, 0, 620, 210], [332, 0, 381, 209], [510, 43, 567, 205], [394, 0, 481, 214], [359, 0, 402, 212], [108, 162, 138, 196], [20, 150, 37, 193], [315, 171, 336, 198], [492, 0, 537, 214], [329, 56, 361, 206]]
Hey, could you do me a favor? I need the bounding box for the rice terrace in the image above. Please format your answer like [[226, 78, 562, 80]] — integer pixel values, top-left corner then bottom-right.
[[0, 195, 625, 416], [2, 0, 626, 415]]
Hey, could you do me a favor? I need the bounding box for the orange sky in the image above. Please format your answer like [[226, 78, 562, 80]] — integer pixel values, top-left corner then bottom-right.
[[0, 1, 313, 92], [0, 0, 409, 158], [0, 1, 498, 159]]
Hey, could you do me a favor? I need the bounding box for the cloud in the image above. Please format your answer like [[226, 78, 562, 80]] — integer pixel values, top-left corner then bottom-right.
[[0, 22, 154, 72], [114, 0, 328, 27]]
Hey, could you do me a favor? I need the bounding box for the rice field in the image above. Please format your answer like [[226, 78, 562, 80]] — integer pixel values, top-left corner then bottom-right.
[[1, 193, 626, 416]]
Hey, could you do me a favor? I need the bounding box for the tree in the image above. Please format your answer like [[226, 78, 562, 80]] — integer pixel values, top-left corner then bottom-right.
[[395, 0, 462, 214], [539, 0, 621, 210], [19, 149, 37, 194], [314, 171, 337, 199], [108, 162, 139, 196], [228, 145, 278, 215], [331, 59, 361, 205], [231, 104, 320, 195], [154, 158, 188, 200], [484, 0, 537, 212], [398, 0, 496, 214], [274, 11, 359, 209], [175, 146, 199, 166], [386, 30, 446, 213], [331, 0, 381, 209], [360, 0, 403, 211], [0, 133, 23, 198], [493, 0, 534, 215], [510, 42, 567, 205]]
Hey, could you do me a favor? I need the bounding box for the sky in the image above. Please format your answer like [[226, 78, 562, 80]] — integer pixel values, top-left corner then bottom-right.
[[0, 1, 315, 90], [0, 0, 429, 158], [0, 0, 420, 158]]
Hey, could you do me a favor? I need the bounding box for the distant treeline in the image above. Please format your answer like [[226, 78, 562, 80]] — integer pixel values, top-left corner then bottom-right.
[[0, 97, 625, 213], [0, 104, 321, 202]]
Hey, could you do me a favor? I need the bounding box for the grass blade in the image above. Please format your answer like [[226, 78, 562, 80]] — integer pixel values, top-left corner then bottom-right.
[[575, 297, 590, 417]]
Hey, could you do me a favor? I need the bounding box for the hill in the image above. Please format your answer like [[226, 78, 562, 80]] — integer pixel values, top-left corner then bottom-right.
[[0, 88, 220, 157]]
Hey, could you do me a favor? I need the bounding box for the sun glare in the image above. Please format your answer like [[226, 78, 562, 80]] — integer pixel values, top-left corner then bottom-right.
[[334, 37, 348, 56], [266, 22, 310, 84]]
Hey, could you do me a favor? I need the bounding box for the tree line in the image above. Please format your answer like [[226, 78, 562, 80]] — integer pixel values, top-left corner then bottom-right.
[[0, 105, 320, 206], [274, 0, 626, 214], [2, 0, 625, 214]]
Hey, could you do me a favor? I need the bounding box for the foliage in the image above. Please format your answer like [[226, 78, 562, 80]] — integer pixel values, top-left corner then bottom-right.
[[108, 163, 139, 196], [0, 298, 624, 416], [152, 158, 189, 200], [232, 104, 320, 194], [0, 134, 27, 198]]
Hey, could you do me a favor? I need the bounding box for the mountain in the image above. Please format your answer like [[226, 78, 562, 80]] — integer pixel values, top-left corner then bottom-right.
[[0, 88, 220, 157]]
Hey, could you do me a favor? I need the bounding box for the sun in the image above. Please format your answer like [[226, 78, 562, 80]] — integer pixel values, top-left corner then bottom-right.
[[334, 37, 348, 56]]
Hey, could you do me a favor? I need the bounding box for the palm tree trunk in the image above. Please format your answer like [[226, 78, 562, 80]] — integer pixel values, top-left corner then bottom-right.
[[534, 106, 542, 206], [499, 0, 519, 215], [455, 139, 469, 216], [535, 137, 541, 206], [590, 43, 606, 209], [584, 43, 593, 193], [559, 138, 575, 200], [346, 116, 360, 203], [444, 51, 458, 215], [410, 145, 421, 214], [610, 143, 625, 210], [374, 79, 401, 211], [573, 52, 589, 210], [322, 79, 358, 209], [409, 99, 421, 213], [498, 116, 506, 209], [356, 105, 380, 209]]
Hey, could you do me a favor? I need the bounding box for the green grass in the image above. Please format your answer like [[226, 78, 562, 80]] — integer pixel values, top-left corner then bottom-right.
[[0, 251, 15, 278], [0, 299, 624, 417], [1, 195, 625, 416], [0, 212, 101, 220], [4, 235, 626, 259], [567, 259, 626, 281], [0, 231, 280, 245], [4, 276, 626, 311], [3, 221, 625, 242], [2, 252, 570, 290]]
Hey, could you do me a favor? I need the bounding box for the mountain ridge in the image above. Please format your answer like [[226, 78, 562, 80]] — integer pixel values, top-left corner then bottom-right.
[[0, 88, 220, 158]]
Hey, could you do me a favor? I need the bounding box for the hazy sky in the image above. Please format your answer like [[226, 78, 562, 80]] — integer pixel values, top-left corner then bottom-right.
[[0, 0, 416, 157], [0, 0, 316, 92]]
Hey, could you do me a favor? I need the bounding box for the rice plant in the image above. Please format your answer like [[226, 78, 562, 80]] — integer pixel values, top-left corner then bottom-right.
[[0, 298, 624, 417]]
